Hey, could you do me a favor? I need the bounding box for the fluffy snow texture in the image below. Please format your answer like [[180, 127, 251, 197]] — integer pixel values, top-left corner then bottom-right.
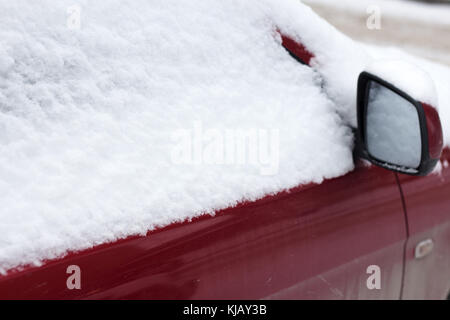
[[1, 0, 450, 273], [365, 60, 438, 108], [364, 45, 450, 146], [0, 0, 357, 272]]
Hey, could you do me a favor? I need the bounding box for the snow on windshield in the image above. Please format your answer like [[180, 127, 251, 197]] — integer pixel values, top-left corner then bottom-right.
[[0, 0, 355, 273]]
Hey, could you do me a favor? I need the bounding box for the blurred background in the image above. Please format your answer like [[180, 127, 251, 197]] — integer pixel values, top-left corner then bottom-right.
[[303, 0, 450, 66]]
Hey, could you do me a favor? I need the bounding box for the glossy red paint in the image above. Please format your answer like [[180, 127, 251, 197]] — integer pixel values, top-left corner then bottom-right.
[[422, 103, 443, 160], [279, 33, 314, 66], [397, 147, 450, 299], [0, 162, 406, 299]]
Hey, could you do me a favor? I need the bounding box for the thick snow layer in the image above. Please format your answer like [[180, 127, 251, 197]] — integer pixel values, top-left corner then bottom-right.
[[272, 3, 371, 127], [1, 0, 450, 274], [0, 0, 356, 273], [364, 44, 450, 146], [364, 60, 438, 108]]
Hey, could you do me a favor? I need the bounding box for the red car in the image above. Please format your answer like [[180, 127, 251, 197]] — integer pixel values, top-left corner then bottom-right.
[[0, 1, 449, 300]]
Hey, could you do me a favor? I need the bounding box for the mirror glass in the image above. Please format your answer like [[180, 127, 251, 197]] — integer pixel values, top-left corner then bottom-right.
[[366, 80, 422, 168]]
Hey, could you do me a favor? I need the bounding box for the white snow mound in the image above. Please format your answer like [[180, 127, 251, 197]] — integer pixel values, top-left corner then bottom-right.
[[0, 0, 355, 273], [365, 59, 438, 108], [2, 0, 450, 274], [364, 44, 450, 145]]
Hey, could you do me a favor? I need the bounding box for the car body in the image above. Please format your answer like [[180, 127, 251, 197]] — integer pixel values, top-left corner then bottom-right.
[[0, 0, 449, 300], [1, 151, 449, 299]]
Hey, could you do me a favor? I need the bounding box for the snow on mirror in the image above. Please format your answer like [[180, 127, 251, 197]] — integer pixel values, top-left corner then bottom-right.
[[366, 81, 422, 169]]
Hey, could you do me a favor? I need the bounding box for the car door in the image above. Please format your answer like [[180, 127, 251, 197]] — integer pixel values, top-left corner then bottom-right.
[[0, 160, 407, 299], [398, 148, 450, 300]]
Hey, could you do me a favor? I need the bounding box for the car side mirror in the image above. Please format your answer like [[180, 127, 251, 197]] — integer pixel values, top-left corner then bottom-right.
[[356, 65, 443, 176]]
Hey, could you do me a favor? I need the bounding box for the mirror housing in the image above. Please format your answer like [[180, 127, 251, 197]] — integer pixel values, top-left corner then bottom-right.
[[356, 70, 443, 176]]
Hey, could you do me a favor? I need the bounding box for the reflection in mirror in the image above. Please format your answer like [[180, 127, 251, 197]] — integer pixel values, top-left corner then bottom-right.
[[366, 81, 422, 168]]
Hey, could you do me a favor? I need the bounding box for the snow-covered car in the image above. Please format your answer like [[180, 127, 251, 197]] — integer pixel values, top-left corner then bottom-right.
[[0, 0, 449, 299]]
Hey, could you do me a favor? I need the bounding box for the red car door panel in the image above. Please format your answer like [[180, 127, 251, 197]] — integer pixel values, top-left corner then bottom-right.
[[0, 162, 406, 299], [398, 148, 450, 299]]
